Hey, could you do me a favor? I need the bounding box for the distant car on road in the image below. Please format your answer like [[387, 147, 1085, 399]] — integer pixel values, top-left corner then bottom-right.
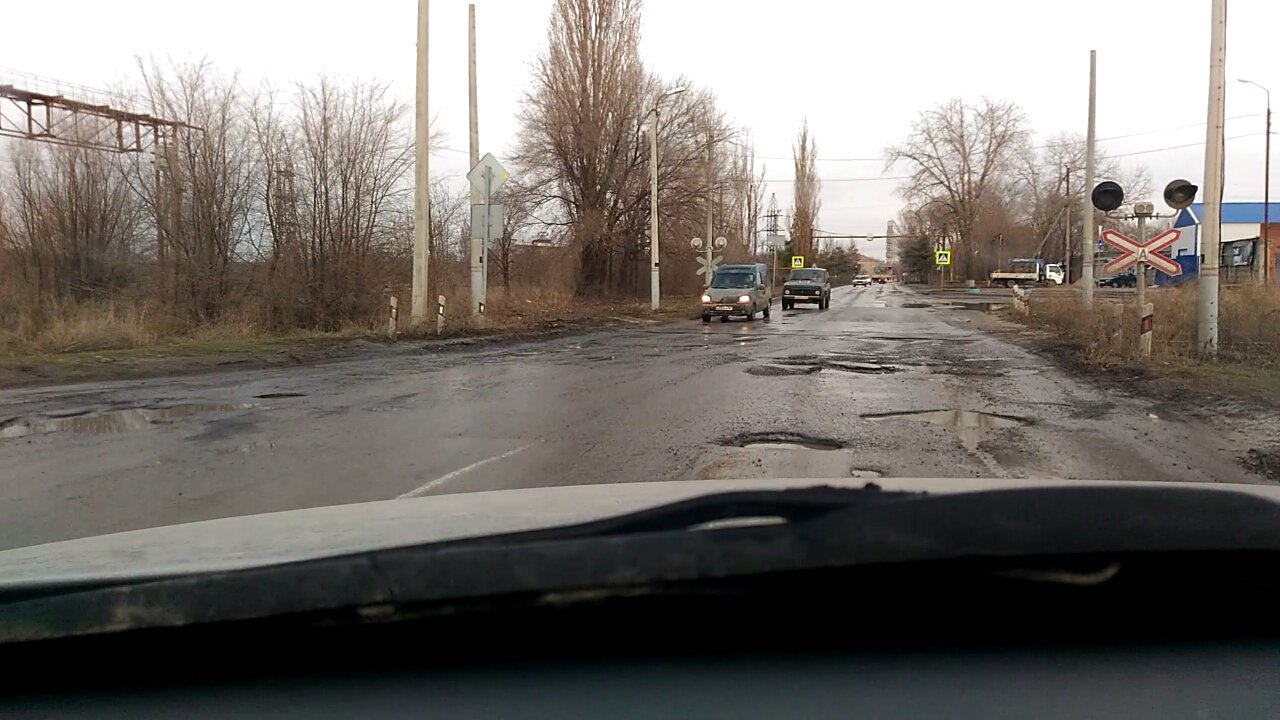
[[1098, 272, 1137, 288], [782, 268, 831, 310], [852, 275, 872, 287]]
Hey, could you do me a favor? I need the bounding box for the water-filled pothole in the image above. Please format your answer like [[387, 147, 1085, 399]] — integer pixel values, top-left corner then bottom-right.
[[863, 409, 1029, 427], [720, 432, 846, 451], [950, 302, 1008, 312], [255, 392, 307, 399], [902, 302, 932, 309], [862, 409, 1030, 450], [0, 404, 255, 439]]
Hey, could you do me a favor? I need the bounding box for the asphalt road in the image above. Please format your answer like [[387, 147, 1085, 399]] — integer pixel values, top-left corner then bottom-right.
[[0, 284, 1263, 550]]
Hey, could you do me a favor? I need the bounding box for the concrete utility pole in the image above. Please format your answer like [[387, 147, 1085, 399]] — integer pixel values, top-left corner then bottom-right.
[[1239, 78, 1271, 284], [1081, 50, 1097, 305], [412, 0, 431, 323], [648, 87, 687, 310], [468, 3, 484, 320], [1064, 165, 1072, 285], [705, 132, 715, 284], [1199, 0, 1227, 355]]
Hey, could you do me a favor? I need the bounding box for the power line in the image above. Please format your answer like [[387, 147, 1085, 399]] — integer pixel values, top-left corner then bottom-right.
[[753, 115, 1262, 164], [762, 175, 910, 183], [1107, 132, 1263, 158]]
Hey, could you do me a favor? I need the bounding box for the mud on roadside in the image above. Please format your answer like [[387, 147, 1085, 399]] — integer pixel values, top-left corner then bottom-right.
[[952, 304, 1280, 483]]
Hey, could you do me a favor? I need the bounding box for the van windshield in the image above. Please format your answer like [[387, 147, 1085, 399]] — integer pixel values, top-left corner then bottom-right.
[[710, 271, 756, 289]]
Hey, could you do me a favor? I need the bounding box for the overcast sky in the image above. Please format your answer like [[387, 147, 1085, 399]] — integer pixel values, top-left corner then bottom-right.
[[4, 0, 1274, 260]]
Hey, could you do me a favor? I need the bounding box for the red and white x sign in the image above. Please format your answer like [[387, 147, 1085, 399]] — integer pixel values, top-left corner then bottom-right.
[[1101, 228, 1182, 276]]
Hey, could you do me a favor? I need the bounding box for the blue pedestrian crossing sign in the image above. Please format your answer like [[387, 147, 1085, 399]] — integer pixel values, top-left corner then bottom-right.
[[935, 251, 951, 266], [791, 256, 806, 269]]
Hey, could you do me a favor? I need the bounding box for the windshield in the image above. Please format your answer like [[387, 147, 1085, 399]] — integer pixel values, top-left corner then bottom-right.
[[788, 270, 824, 282], [711, 271, 756, 289], [1, 1, 1275, 642]]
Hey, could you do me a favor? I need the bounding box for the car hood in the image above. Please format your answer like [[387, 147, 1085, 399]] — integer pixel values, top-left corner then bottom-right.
[[784, 281, 824, 288], [706, 288, 753, 299], [3, 477, 1279, 590]]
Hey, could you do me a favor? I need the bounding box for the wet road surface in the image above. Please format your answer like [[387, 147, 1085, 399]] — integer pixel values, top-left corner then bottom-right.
[[0, 284, 1261, 550]]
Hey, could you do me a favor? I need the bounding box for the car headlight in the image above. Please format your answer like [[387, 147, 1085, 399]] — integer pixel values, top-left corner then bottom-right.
[[738, 295, 751, 304], [701, 295, 711, 303]]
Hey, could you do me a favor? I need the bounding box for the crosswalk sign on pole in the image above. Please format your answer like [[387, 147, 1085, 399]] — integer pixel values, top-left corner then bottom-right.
[[935, 251, 951, 266], [791, 256, 805, 269]]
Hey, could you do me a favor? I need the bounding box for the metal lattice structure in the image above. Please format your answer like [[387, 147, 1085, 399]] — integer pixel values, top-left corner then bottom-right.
[[0, 68, 192, 154]]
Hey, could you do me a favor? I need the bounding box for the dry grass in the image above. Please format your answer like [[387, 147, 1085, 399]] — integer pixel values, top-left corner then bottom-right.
[[1025, 284, 1280, 367]]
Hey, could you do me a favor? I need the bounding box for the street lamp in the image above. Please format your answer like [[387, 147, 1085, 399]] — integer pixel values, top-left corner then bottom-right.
[[1238, 78, 1272, 284], [648, 86, 686, 310]]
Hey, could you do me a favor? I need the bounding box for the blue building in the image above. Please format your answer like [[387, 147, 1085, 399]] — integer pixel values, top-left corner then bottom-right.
[[1167, 202, 1280, 283]]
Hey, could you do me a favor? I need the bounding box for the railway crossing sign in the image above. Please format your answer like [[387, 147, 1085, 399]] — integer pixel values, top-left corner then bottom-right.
[[935, 250, 951, 266], [791, 256, 805, 268], [1100, 228, 1182, 275], [696, 254, 723, 277]]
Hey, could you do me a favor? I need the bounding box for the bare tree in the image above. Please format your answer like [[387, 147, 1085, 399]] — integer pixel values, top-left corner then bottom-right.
[[131, 60, 260, 320], [789, 119, 820, 261], [886, 98, 1028, 278], [3, 143, 144, 302], [490, 181, 536, 292]]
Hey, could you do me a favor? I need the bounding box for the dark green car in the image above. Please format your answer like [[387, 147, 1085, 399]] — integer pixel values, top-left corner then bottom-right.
[[782, 268, 831, 310]]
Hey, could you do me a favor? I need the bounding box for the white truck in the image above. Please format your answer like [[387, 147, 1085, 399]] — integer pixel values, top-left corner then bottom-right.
[[990, 258, 1065, 287]]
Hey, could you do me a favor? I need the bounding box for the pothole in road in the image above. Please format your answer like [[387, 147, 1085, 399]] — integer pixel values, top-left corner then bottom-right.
[[254, 392, 307, 399], [746, 365, 823, 377], [720, 431, 847, 451], [0, 404, 256, 439], [901, 302, 933, 309], [769, 355, 903, 375]]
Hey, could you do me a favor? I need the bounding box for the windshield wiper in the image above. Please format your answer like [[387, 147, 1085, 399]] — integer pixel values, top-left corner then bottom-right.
[[5, 485, 1280, 644]]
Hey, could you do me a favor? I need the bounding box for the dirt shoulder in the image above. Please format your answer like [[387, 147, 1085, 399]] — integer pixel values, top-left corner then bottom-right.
[[0, 299, 700, 389]]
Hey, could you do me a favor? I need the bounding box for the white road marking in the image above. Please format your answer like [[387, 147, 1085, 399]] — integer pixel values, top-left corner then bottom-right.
[[397, 443, 538, 499]]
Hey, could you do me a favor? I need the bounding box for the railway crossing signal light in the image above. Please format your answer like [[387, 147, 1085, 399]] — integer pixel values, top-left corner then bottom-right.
[[1091, 181, 1125, 212], [1163, 179, 1199, 210]]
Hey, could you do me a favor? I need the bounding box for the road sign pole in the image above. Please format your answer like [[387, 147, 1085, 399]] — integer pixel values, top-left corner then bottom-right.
[[1135, 215, 1147, 338]]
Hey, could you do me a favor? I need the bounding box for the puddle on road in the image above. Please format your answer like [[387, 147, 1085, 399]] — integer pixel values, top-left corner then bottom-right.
[[862, 409, 1029, 451], [254, 392, 307, 399], [901, 302, 933, 309], [0, 404, 255, 439]]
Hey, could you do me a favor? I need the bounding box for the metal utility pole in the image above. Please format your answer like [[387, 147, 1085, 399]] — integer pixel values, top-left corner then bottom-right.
[[1081, 50, 1097, 305], [1199, 0, 1227, 355], [1239, 78, 1271, 284], [467, 3, 484, 320], [412, 0, 431, 323]]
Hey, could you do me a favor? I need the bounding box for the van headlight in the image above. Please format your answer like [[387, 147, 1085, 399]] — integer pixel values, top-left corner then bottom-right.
[[738, 295, 751, 304], [701, 294, 711, 303]]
